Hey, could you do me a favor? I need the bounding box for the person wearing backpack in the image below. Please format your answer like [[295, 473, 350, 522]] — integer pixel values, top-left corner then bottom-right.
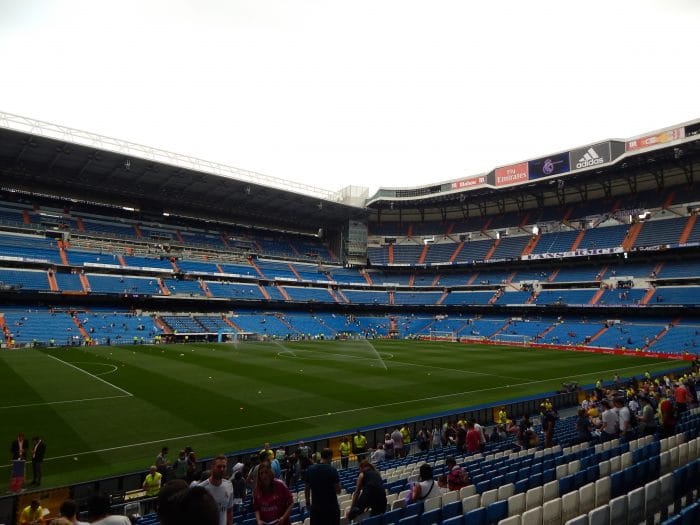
[[410, 464, 437, 502]]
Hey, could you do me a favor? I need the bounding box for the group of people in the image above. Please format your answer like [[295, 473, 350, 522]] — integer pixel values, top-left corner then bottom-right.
[[575, 371, 698, 443], [9, 433, 46, 492]]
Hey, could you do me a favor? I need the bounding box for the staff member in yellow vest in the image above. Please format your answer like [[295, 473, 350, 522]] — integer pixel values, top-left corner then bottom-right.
[[339, 437, 351, 469], [352, 430, 368, 462], [143, 465, 163, 497], [400, 424, 410, 456], [497, 408, 509, 426], [19, 499, 43, 525]]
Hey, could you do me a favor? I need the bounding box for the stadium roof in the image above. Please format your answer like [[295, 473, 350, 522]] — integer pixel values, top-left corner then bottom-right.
[[0, 111, 367, 231]]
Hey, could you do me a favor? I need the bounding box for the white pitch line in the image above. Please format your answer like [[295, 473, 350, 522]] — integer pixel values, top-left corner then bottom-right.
[[71, 361, 119, 376], [0, 394, 131, 410], [0, 360, 674, 467], [276, 347, 526, 381], [45, 354, 133, 397]]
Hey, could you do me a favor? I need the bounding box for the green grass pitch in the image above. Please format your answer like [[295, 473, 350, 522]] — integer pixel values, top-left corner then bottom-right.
[[0, 340, 686, 489]]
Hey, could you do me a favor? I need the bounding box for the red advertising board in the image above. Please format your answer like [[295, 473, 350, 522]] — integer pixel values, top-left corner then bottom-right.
[[626, 127, 685, 151], [495, 162, 529, 186], [451, 176, 486, 190]]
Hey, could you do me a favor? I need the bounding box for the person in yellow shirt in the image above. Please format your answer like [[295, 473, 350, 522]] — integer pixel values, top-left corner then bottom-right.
[[143, 465, 162, 497], [497, 408, 509, 426], [352, 430, 368, 461], [259, 443, 274, 461], [539, 398, 553, 416], [400, 425, 410, 456], [19, 499, 43, 525], [339, 437, 351, 469]]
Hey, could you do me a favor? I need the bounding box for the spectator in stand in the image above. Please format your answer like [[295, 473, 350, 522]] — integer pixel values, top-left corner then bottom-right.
[[455, 423, 467, 452], [58, 499, 89, 525], [157, 479, 218, 525], [155, 447, 170, 479], [410, 463, 438, 502], [576, 408, 594, 444], [347, 461, 387, 521], [383, 433, 395, 459], [615, 397, 633, 440], [172, 449, 188, 480], [370, 444, 386, 464], [252, 463, 293, 525], [600, 400, 619, 441], [473, 419, 487, 452], [199, 455, 234, 525], [391, 427, 403, 459], [638, 397, 657, 436], [674, 381, 689, 414], [542, 408, 558, 448], [465, 422, 480, 454], [445, 456, 469, 491], [658, 392, 677, 438], [231, 471, 246, 513], [186, 450, 199, 483], [87, 493, 131, 524], [305, 448, 341, 525]]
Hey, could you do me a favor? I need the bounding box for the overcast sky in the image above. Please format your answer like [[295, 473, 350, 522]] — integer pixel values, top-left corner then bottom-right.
[[0, 0, 698, 196]]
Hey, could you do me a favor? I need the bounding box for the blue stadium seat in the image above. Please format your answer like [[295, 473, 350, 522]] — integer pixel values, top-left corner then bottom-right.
[[441, 516, 464, 525], [404, 502, 423, 518], [419, 508, 441, 525], [382, 508, 405, 524], [515, 479, 529, 494], [398, 516, 419, 525], [559, 474, 575, 495], [610, 471, 625, 498], [485, 500, 508, 524], [463, 507, 486, 525], [441, 501, 461, 520], [542, 468, 555, 484]]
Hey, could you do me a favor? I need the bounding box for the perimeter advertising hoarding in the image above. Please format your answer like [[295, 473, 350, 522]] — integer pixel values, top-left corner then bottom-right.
[[569, 142, 611, 171], [494, 162, 528, 187], [528, 152, 570, 179], [626, 127, 685, 151], [450, 175, 487, 190]]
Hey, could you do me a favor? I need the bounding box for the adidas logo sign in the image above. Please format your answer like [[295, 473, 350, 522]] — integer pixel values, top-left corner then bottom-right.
[[576, 148, 604, 169]]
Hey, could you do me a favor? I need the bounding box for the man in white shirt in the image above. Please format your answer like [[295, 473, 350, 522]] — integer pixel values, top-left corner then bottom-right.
[[199, 455, 234, 525], [615, 398, 632, 438], [600, 400, 619, 440]]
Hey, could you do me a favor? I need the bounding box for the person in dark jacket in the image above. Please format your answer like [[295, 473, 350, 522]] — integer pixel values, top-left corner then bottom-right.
[[347, 461, 387, 520], [30, 436, 46, 486]]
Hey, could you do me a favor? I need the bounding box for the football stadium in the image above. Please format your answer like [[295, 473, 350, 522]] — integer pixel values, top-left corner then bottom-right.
[[1, 111, 700, 525], [1, 3, 700, 523]]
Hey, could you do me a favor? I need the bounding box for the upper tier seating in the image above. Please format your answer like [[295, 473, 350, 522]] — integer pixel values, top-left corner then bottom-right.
[[0, 233, 61, 264], [634, 217, 688, 247], [0, 268, 50, 290], [491, 236, 530, 259], [532, 230, 579, 254], [577, 224, 628, 249]]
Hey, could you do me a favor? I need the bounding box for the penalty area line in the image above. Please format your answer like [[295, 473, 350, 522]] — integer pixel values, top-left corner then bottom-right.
[[45, 354, 133, 397], [0, 394, 132, 410]]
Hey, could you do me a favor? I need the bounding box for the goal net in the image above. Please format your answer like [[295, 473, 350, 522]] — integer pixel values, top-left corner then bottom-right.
[[491, 333, 531, 346], [428, 330, 458, 342]]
